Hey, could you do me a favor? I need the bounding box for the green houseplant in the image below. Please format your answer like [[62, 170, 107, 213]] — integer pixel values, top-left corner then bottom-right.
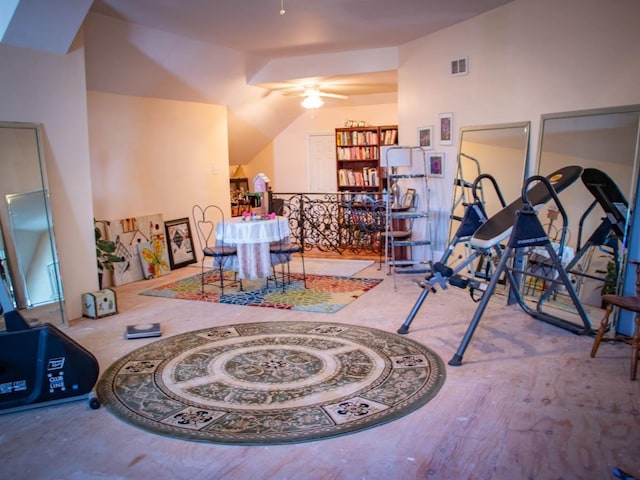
[[596, 258, 618, 300], [95, 219, 123, 289]]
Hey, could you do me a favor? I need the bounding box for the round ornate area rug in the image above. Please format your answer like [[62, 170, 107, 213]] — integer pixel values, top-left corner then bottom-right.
[[97, 321, 446, 445]]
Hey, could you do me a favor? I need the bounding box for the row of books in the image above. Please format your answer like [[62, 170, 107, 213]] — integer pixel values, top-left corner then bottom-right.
[[381, 128, 398, 145], [336, 130, 379, 146], [338, 167, 379, 187], [336, 146, 379, 161]]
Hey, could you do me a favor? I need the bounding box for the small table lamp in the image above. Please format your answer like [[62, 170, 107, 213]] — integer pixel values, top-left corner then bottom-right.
[[381, 146, 412, 209]]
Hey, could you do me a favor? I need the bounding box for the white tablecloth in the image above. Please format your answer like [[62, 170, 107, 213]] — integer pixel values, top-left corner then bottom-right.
[[215, 217, 290, 279]]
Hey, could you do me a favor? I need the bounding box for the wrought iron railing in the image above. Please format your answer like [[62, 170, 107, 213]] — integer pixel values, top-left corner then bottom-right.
[[270, 191, 385, 256]]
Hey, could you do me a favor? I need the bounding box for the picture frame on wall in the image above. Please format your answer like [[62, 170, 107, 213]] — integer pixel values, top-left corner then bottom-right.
[[164, 217, 197, 269], [417, 126, 433, 149], [439, 112, 453, 146], [428, 153, 445, 177]]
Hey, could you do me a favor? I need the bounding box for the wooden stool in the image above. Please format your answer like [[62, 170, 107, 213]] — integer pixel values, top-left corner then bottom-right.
[[590, 260, 640, 380]]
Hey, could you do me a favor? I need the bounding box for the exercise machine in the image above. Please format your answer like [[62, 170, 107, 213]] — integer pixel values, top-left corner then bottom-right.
[[536, 167, 628, 314], [0, 276, 100, 414], [397, 173, 506, 335], [448, 169, 591, 366], [398, 165, 583, 335]]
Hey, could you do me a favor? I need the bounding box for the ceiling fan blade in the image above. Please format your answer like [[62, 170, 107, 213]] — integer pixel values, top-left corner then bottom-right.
[[317, 92, 348, 99]]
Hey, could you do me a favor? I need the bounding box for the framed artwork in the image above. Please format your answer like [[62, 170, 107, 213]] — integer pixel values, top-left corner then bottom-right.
[[428, 153, 445, 177], [439, 112, 453, 146], [137, 240, 170, 279], [417, 126, 433, 149], [109, 213, 168, 286], [403, 188, 416, 209], [164, 217, 197, 269]]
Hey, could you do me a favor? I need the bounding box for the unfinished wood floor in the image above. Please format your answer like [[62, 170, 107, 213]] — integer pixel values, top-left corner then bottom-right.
[[1, 261, 638, 480]]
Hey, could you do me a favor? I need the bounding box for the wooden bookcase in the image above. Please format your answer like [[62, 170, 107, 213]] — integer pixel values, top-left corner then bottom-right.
[[335, 124, 398, 192]]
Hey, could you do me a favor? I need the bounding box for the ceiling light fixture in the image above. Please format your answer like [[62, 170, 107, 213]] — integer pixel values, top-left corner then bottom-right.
[[280, 0, 286, 15], [301, 91, 324, 109]]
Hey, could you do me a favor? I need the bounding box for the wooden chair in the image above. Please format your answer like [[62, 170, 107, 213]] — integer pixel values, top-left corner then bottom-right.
[[269, 204, 306, 292], [191, 205, 241, 294], [590, 259, 640, 380]]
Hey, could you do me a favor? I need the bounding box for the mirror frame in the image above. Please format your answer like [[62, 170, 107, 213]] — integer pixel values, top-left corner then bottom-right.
[[536, 105, 640, 335], [0, 121, 66, 327], [450, 121, 531, 241]]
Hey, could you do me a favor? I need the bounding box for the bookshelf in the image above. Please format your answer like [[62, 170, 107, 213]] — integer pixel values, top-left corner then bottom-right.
[[335, 125, 398, 191]]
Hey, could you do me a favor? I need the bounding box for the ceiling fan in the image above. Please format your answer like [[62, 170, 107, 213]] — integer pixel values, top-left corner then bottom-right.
[[280, 86, 348, 109]]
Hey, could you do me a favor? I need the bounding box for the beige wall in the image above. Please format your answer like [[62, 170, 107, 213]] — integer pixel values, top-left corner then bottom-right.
[[87, 92, 231, 224], [0, 40, 95, 321], [399, 0, 640, 253]]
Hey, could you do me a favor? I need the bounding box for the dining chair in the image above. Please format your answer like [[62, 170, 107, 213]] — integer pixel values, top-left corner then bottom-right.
[[191, 204, 242, 294], [590, 259, 640, 380], [269, 203, 306, 292]]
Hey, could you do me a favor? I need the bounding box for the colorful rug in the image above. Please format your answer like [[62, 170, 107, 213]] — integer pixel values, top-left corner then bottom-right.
[[140, 271, 382, 313], [97, 321, 446, 445]]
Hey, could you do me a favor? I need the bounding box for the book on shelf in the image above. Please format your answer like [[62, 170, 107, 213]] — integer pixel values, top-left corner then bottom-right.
[[338, 167, 379, 187], [125, 323, 162, 339], [382, 128, 398, 145]]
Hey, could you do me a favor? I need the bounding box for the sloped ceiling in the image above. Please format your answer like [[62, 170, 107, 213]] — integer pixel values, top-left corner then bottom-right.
[[2, 0, 516, 163]]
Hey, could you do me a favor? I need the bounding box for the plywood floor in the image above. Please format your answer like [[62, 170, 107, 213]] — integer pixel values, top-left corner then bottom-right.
[[1, 260, 638, 480]]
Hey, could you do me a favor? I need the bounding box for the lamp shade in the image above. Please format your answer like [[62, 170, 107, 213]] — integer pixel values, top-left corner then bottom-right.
[[232, 165, 247, 178], [381, 146, 412, 168]]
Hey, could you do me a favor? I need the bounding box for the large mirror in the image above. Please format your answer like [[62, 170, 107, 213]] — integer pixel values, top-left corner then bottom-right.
[[0, 122, 66, 328], [536, 105, 640, 335], [448, 122, 531, 269]]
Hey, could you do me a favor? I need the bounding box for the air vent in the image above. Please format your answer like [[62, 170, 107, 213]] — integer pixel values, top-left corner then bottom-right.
[[451, 57, 468, 76]]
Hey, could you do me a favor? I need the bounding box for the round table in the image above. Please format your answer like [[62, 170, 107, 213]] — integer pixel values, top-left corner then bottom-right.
[[215, 216, 290, 280]]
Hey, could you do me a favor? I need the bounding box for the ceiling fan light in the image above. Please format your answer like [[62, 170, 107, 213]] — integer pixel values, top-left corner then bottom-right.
[[301, 94, 323, 109]]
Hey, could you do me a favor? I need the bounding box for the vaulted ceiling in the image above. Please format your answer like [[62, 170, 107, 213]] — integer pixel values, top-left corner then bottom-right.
[[2, 0, 515, 163]]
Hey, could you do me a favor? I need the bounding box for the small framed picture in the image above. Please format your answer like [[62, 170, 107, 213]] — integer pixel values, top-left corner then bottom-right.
[[164, 217, 197, 269], [428, 153, 445, 177], [417, 126, 433, 149], [403, 188, 416, 209], [439, 113, 453, 146]]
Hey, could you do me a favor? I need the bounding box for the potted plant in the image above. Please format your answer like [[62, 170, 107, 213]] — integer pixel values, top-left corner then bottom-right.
[[95, 219, 123, 289]]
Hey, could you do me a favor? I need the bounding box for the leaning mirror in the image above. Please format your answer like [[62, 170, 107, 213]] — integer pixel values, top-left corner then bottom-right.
[[536, 105, 640, 335], [0, 122, 66, 329], [448, 122, 531, 274]]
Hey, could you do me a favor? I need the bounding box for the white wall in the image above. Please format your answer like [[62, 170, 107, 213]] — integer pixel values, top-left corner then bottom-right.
[[270, 103, 398, 192], [0, 40, 95, 321], [399, 0, 640, 253]]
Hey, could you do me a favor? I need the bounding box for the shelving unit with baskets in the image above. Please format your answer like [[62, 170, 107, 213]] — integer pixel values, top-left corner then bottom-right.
[[335, 125, 398, 192], [381, 145, 434, 289]]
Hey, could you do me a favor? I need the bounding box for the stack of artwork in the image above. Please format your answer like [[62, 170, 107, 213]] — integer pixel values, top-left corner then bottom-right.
[[105, 214, 196, 286]]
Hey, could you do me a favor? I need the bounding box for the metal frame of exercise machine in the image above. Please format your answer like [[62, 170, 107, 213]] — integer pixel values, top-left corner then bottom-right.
[[448, 172, 592, 366], [398, 165, 584, 336], [536, 168, 628, 315], [397, 173, 506, 334]]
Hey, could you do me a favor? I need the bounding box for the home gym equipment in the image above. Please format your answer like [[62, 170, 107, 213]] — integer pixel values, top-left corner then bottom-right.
[[0, 277, 100, 414], [536, 167, 628, 313], [448, 170, 592, 366], [398, 173, 505, 335], [398, 165, 583, 335]]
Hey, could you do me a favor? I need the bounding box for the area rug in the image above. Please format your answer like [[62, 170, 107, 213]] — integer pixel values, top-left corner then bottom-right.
[[140, 272, 382, 313], [287, 257, 375, 276], [97, 321, 446, 445]]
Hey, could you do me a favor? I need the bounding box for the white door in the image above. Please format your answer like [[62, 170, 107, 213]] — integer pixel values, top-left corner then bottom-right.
[[307, 133, 336, 192]]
